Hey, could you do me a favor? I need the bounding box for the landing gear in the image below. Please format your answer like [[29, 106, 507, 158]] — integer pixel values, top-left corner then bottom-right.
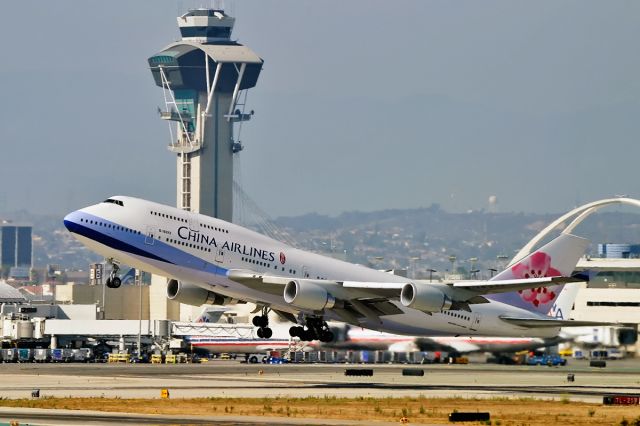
[[253, 307, 272, 339], [289, 317, 334, 343], [105, 260, 121, 289]]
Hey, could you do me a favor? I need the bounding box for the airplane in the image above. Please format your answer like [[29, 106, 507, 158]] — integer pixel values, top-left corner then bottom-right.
[[322, 323, 572, 355], [182, 305, 569, 360], [184, 324, 305, 361], [64, 196, 614, 342]]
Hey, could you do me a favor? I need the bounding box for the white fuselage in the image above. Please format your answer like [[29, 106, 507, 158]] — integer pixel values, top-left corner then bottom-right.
[[64, 196, 560, 338]]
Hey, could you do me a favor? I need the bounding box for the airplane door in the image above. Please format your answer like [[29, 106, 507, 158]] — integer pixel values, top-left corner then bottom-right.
[[214, 248, 224, 264], [302, 265, 310, 278], [144, 226, 155, 245], [188, 212, 200, 232], [470, 312, 481, 331]]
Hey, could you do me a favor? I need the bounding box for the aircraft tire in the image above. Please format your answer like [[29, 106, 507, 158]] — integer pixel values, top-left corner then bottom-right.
[[290, 326, 305, 338], [257, 328, 264, 338], [320, 331, 334, 343], [253, 315, 268, 328], [301, 330, 315, 341], [262, 327, 273, 339], [110, 277, 121, 288]]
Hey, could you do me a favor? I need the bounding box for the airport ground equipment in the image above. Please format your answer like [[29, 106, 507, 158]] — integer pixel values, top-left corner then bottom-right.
[[449, 412, 491, 422], [17, 348, 33, 363], [1, 348, 17, 362], [34, 348, 50, 363], [402, 368, 425, 376], [108, 353, 130, 363], [51, 349, 73, 363], [148, 8, 263, 220], [344, 368, 374, 377]]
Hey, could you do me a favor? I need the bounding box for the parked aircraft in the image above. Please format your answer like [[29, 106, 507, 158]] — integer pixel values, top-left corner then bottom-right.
[[322, 323, 572, 354], [64, 196, 613, 342]]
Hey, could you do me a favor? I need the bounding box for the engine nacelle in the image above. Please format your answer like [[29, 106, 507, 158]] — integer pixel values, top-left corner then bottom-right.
[[400, 282, 452, 313], [167, 279, 232, 307], [283, 280, 336, 311]]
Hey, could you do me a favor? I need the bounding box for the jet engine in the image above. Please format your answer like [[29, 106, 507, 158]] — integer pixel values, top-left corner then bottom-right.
[[167, 279, 232, 307], [400, 282, 452, 313], [283, 280, 336, 311]]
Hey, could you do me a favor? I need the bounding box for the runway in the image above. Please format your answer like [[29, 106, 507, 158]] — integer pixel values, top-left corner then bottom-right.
[[0, 360, 639, 425], [0, 359, 638, 402]]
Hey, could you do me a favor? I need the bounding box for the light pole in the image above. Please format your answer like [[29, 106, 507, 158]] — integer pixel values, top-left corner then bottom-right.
[[137, 269, 143, 359], [488, 268, 498, 278], [409, 257, 420, 279], [427, 269, 437, 283]]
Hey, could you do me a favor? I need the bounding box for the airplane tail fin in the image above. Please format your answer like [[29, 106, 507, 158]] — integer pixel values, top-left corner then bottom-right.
[[488, 233, 589, 314], [194, 306, 227, 323], [546, 282, 582, 319]]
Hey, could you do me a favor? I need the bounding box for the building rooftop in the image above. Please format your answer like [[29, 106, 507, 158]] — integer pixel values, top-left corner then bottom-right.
[[0, 281, 27, 303]]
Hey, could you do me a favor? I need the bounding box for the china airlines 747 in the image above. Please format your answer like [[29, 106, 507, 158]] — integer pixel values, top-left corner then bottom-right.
[[64, 196, 613, 342]]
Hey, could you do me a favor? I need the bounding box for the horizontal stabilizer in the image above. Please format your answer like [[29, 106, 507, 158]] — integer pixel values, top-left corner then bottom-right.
[[499, 316, 629, 328], [452, 276, 581, 295]]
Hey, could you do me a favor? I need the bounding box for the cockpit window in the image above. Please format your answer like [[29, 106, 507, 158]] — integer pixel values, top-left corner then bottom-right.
[[103, 198, 124, 207]]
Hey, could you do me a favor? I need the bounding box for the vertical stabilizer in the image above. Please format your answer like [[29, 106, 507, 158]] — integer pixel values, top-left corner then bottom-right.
[[488, 233, 589, 314], [546, 282, 582, 320]]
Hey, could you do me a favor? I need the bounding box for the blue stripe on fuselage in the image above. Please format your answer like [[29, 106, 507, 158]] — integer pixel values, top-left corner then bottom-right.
[[64, 212, 226, 277], [64, 218, 170, 264]]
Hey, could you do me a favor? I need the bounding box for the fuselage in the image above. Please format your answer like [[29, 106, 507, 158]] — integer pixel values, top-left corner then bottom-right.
[[324, 326, 563, 354], [64, 196, 560, 338]]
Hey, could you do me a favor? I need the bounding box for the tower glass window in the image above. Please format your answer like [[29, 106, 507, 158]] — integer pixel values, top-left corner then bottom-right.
[[1, 226, 16, 268], [17, 227, 32, 267]]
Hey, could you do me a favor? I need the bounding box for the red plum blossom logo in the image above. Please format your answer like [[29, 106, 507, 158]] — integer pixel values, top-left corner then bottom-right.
[[512, 252, 560, 307]]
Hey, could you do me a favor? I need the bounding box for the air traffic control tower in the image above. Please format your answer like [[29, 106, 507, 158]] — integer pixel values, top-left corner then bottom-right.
[[148, 9, 263, 221]]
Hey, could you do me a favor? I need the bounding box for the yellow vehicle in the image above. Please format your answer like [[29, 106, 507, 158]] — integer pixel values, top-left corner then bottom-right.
[[559, 348, 573, 357], [219, 353, 231, 360], [108, 353, 130, 363], [448, 356, 469, 364]]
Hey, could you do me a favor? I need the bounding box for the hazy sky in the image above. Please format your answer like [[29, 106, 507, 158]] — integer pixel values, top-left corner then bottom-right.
[[1, 1, 639, 218]]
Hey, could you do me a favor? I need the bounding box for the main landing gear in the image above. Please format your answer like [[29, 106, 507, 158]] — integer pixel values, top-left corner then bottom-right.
[[289, 317, 334, 343], [105, 259, 122, 289], [252, 307, 273, 339]]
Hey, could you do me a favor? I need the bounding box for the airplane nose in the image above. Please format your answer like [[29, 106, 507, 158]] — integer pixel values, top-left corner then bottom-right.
[[63, 212, 76, 232]]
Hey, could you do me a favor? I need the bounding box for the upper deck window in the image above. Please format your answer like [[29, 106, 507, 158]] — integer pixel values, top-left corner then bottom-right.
[[103, 199, 124, 207]]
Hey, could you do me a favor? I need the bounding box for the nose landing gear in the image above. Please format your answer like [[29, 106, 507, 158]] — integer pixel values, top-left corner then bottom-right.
[[289, 317, 334, 343], [105, 259, 121, 289]]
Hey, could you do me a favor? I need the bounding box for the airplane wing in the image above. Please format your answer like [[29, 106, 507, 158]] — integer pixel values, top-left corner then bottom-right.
[[414, 337, 480, 353], [228, 269, 575, 299], [499, 316, 631, 328], [227, 269, 404, 298], [227, 269, 585, 319], [227, 269, 405, 322]]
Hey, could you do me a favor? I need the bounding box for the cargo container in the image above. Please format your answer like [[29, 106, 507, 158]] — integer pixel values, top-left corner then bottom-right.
[[71, 348, 94, 362], [1, 348, 17, 363], [34, 349, 50, 363], [51, 348, 73, 363], [17, 348, 33, 363]]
